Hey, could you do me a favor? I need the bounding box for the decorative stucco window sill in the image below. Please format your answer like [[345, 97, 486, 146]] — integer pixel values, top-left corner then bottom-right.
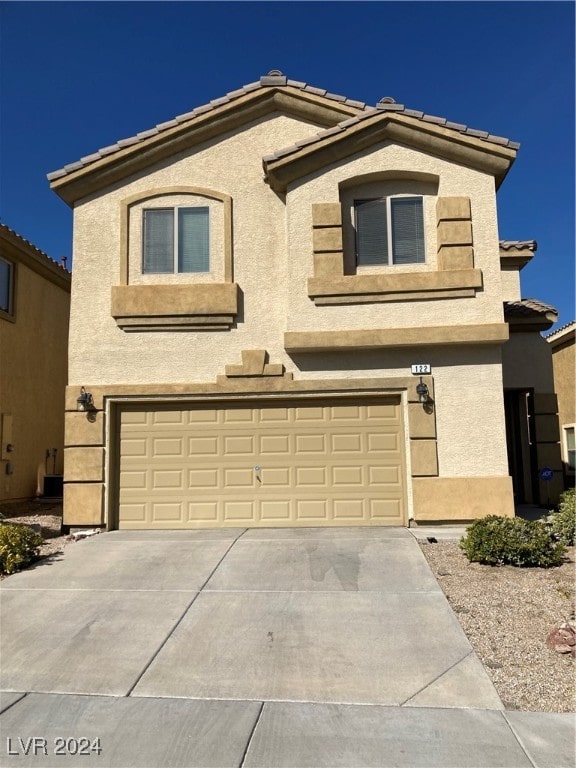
[[111, 283, 238, 331], [307, 268, 483, 305]]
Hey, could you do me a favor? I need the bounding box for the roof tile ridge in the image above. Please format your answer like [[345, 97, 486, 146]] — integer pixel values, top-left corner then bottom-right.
[[47, 74, 368, 181], [0, 224, 71, 274], [545, 320, 576, 338], [499, 239, 538, 251], [263, 101, 520, 167]]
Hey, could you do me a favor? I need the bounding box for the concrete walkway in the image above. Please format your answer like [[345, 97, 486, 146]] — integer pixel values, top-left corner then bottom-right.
[[1, 527, 573, 767]]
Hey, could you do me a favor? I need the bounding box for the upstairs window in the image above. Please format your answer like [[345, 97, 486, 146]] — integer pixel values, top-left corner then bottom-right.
[[0, 258, 14, 315], [355, 196, 425, 266], [143, 207, 209, 274]]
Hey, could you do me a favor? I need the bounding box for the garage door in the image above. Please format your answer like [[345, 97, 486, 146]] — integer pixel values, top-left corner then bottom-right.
[[118, 398, 405, 528]]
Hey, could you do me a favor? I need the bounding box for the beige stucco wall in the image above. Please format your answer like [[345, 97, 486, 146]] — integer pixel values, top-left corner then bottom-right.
[[69, 115, 506, 387], [0, 260, 70, 500], [500, 268, 521, 302]]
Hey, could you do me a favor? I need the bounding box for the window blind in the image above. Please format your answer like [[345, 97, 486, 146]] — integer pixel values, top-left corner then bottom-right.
[[355, 199, 388, 265], [391, 197, 424, 264], [178, 207, 209, 273], [143, 209, 174, 273]]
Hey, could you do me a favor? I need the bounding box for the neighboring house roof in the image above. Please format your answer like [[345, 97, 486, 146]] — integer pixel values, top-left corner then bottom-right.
[[0, 224, 71, 290], [545, 320, 576, 348], [48, 71, 520, 205], [504, 298, 558, 332]]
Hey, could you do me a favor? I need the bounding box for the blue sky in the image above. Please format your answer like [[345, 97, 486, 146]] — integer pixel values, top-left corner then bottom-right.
[[0, 1, 574, 329]]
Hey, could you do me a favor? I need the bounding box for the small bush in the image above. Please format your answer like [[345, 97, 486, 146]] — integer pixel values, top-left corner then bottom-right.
[[550, 488, 575, 547], [0, 524, 44, 575], [460, 515, 565, 568]]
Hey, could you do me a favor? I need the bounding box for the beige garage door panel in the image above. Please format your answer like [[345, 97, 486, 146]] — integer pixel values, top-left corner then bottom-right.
[[119, 399, 405, 528]]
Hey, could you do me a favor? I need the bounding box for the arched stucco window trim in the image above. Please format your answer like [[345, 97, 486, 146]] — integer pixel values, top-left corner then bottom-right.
[[119, 186, 233, 285], [112, 186, 237, 331], [338, 170, 440, 191]]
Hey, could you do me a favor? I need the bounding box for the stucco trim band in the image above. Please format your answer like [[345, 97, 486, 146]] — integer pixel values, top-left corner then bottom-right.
[[284, 323, 509, 352], [111, 283, 239, 331], [65, 375, 435, 412], [412, 476, 515, 521], [307, 269, 482, 303]]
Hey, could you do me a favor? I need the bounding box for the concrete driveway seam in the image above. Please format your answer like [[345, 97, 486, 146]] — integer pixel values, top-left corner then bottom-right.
[[399, 650, 476, 706], [239, 701, 265, 768], [125, 529, 248, 697], [0, 692, 27, 716], [501, 715, 539, 768]]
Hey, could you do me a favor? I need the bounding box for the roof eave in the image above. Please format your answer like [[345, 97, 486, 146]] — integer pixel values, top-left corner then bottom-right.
[[505, 307, 558, 333], [499, 251, 534, 271], [48, 87, 365, 207], [264, 112, 517, 193]]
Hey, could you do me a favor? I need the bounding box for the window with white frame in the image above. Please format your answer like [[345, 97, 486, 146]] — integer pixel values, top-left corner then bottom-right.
[[0, 257, 14, 315], [354, 196, 425, 266], [143, 207, 209, 274], [564, 426, 575, 471]]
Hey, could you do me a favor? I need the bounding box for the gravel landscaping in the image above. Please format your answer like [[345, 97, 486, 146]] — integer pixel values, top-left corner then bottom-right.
[[419, 540, 575, 713], [1, 500, 574, 713]]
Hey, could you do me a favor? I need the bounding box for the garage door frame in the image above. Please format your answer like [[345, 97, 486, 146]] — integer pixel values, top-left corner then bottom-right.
[[107, 390, 411, 530]]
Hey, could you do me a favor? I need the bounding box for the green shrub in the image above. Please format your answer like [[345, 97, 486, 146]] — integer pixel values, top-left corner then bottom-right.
[[460, 515, 565, 568], [550, 488, 575, 547], [0, 524, 44, 575]]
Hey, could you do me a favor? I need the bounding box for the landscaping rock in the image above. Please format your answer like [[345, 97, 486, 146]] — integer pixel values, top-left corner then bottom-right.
[[546, 622, 576, 656]]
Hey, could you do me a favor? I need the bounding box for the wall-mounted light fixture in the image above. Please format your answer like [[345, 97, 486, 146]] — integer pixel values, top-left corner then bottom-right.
[[76, 387, 94, 412], [416, 377, 429, 404]]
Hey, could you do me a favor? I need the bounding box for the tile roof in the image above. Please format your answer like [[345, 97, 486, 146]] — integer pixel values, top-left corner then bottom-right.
[[262, 95, 520, 165], [47, 72, 370, 183], [47, 71, 519, 183], [0, 224, 71, 275], [504, 298, 558, 318], [545, 320, 576, 341], [499, 240, 537, 251]]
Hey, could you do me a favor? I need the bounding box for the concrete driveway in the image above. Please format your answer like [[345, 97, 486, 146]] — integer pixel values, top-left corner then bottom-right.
[[1, 527, 573, 767]]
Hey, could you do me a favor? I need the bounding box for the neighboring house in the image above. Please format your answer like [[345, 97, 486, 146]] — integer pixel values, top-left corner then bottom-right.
[[48, 71, 562, 530], [546, 321, 575, 488], [0, 225, 71, 501]]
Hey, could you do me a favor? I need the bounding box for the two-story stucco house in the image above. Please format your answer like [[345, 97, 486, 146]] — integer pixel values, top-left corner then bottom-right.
[[48, 72, 562, 530], [0, 225, 71, 501]]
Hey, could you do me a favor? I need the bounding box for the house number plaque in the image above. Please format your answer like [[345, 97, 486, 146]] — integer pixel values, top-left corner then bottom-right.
[[411, 364, 431, 374]]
